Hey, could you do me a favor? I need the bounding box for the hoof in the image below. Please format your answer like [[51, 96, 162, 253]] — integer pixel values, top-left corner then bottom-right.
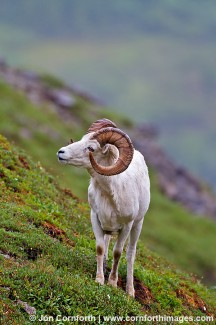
[[126, 285, 135, 298], [95, 276, 104, 285], [108, 275, 118, 288]]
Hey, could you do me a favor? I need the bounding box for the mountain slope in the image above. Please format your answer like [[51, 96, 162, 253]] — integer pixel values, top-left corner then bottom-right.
[[0, 67, 216, 286], [0, 66, 131, 198], [0, 135, 215, 324]]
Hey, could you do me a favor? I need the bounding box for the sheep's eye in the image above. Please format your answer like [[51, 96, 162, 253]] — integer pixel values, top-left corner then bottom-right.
[[87, 146, 94, 152]]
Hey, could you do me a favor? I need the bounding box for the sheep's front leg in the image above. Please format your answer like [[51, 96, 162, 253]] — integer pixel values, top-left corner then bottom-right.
[[91, 210, 105, 285], [108, 223, 133, 288]]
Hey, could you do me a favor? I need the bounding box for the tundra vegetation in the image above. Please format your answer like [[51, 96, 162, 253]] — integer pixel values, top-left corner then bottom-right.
[[0, 76, 216, 323], [0, 134, 215, 323]]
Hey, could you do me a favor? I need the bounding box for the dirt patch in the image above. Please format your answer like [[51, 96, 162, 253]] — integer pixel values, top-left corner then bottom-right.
[[117, 275, 154, 309], [104, 265, 154, 309], [176, 285, 210, 315], [24, 247, 42, 261], [1, 302, 14, 321], [43, 221, 65, 238], [42, 221, 75, 247], [62, 188, 81, 202], [134, 277, 154, 308], [18, 155, 30, 170]]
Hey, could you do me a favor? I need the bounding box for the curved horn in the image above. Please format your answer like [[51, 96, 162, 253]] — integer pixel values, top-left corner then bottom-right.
[[87, 118, 117, 133], [89, 127, 134, 176]]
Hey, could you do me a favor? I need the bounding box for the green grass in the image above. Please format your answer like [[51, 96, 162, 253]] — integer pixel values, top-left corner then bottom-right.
[[0, 78, 216, 288], [0, 135, 215, 324]]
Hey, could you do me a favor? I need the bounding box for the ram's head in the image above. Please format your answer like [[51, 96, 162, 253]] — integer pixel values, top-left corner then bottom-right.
[[57, 118, 134, 176]]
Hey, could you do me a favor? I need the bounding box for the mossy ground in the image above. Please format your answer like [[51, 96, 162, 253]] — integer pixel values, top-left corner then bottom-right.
[[0, 135, 215, 324]]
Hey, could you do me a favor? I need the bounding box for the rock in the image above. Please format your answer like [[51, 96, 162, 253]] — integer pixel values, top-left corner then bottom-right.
[[17, 300, 36, 315], [46, 89, 76, 108], [20, 70, 39, 82], [0, 251, 11, 259]]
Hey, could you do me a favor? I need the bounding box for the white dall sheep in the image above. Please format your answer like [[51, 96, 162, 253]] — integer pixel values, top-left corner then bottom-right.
[[57, 119, 150, 297]]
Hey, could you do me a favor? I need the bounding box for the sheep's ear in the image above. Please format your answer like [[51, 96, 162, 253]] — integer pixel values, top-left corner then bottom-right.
[[68, 139, 74, 145], [102, 144, 110, 154]]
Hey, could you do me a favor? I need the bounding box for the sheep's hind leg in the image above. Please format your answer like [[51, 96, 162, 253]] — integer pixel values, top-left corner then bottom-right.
[[103, 234, 111, 273], [108, 250, 121, 288], [126, 219, 144, 297], [108, 223, 133, 288]]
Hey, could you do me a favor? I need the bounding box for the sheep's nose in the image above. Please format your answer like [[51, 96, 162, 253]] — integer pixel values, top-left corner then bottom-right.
[[58, 150, 65, 154]]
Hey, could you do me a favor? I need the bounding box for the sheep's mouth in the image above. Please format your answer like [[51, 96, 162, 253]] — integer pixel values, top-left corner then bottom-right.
[[58, 157, 68, 163]]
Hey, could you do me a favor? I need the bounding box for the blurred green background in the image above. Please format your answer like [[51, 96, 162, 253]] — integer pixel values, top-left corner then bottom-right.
[[0, 0, 216, 191]]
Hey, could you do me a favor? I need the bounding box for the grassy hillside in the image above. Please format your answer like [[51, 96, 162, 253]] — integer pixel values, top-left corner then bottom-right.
[[0, 134, 215, 324], [0, 79, 216, 288], [0, 79, 130, 198]]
